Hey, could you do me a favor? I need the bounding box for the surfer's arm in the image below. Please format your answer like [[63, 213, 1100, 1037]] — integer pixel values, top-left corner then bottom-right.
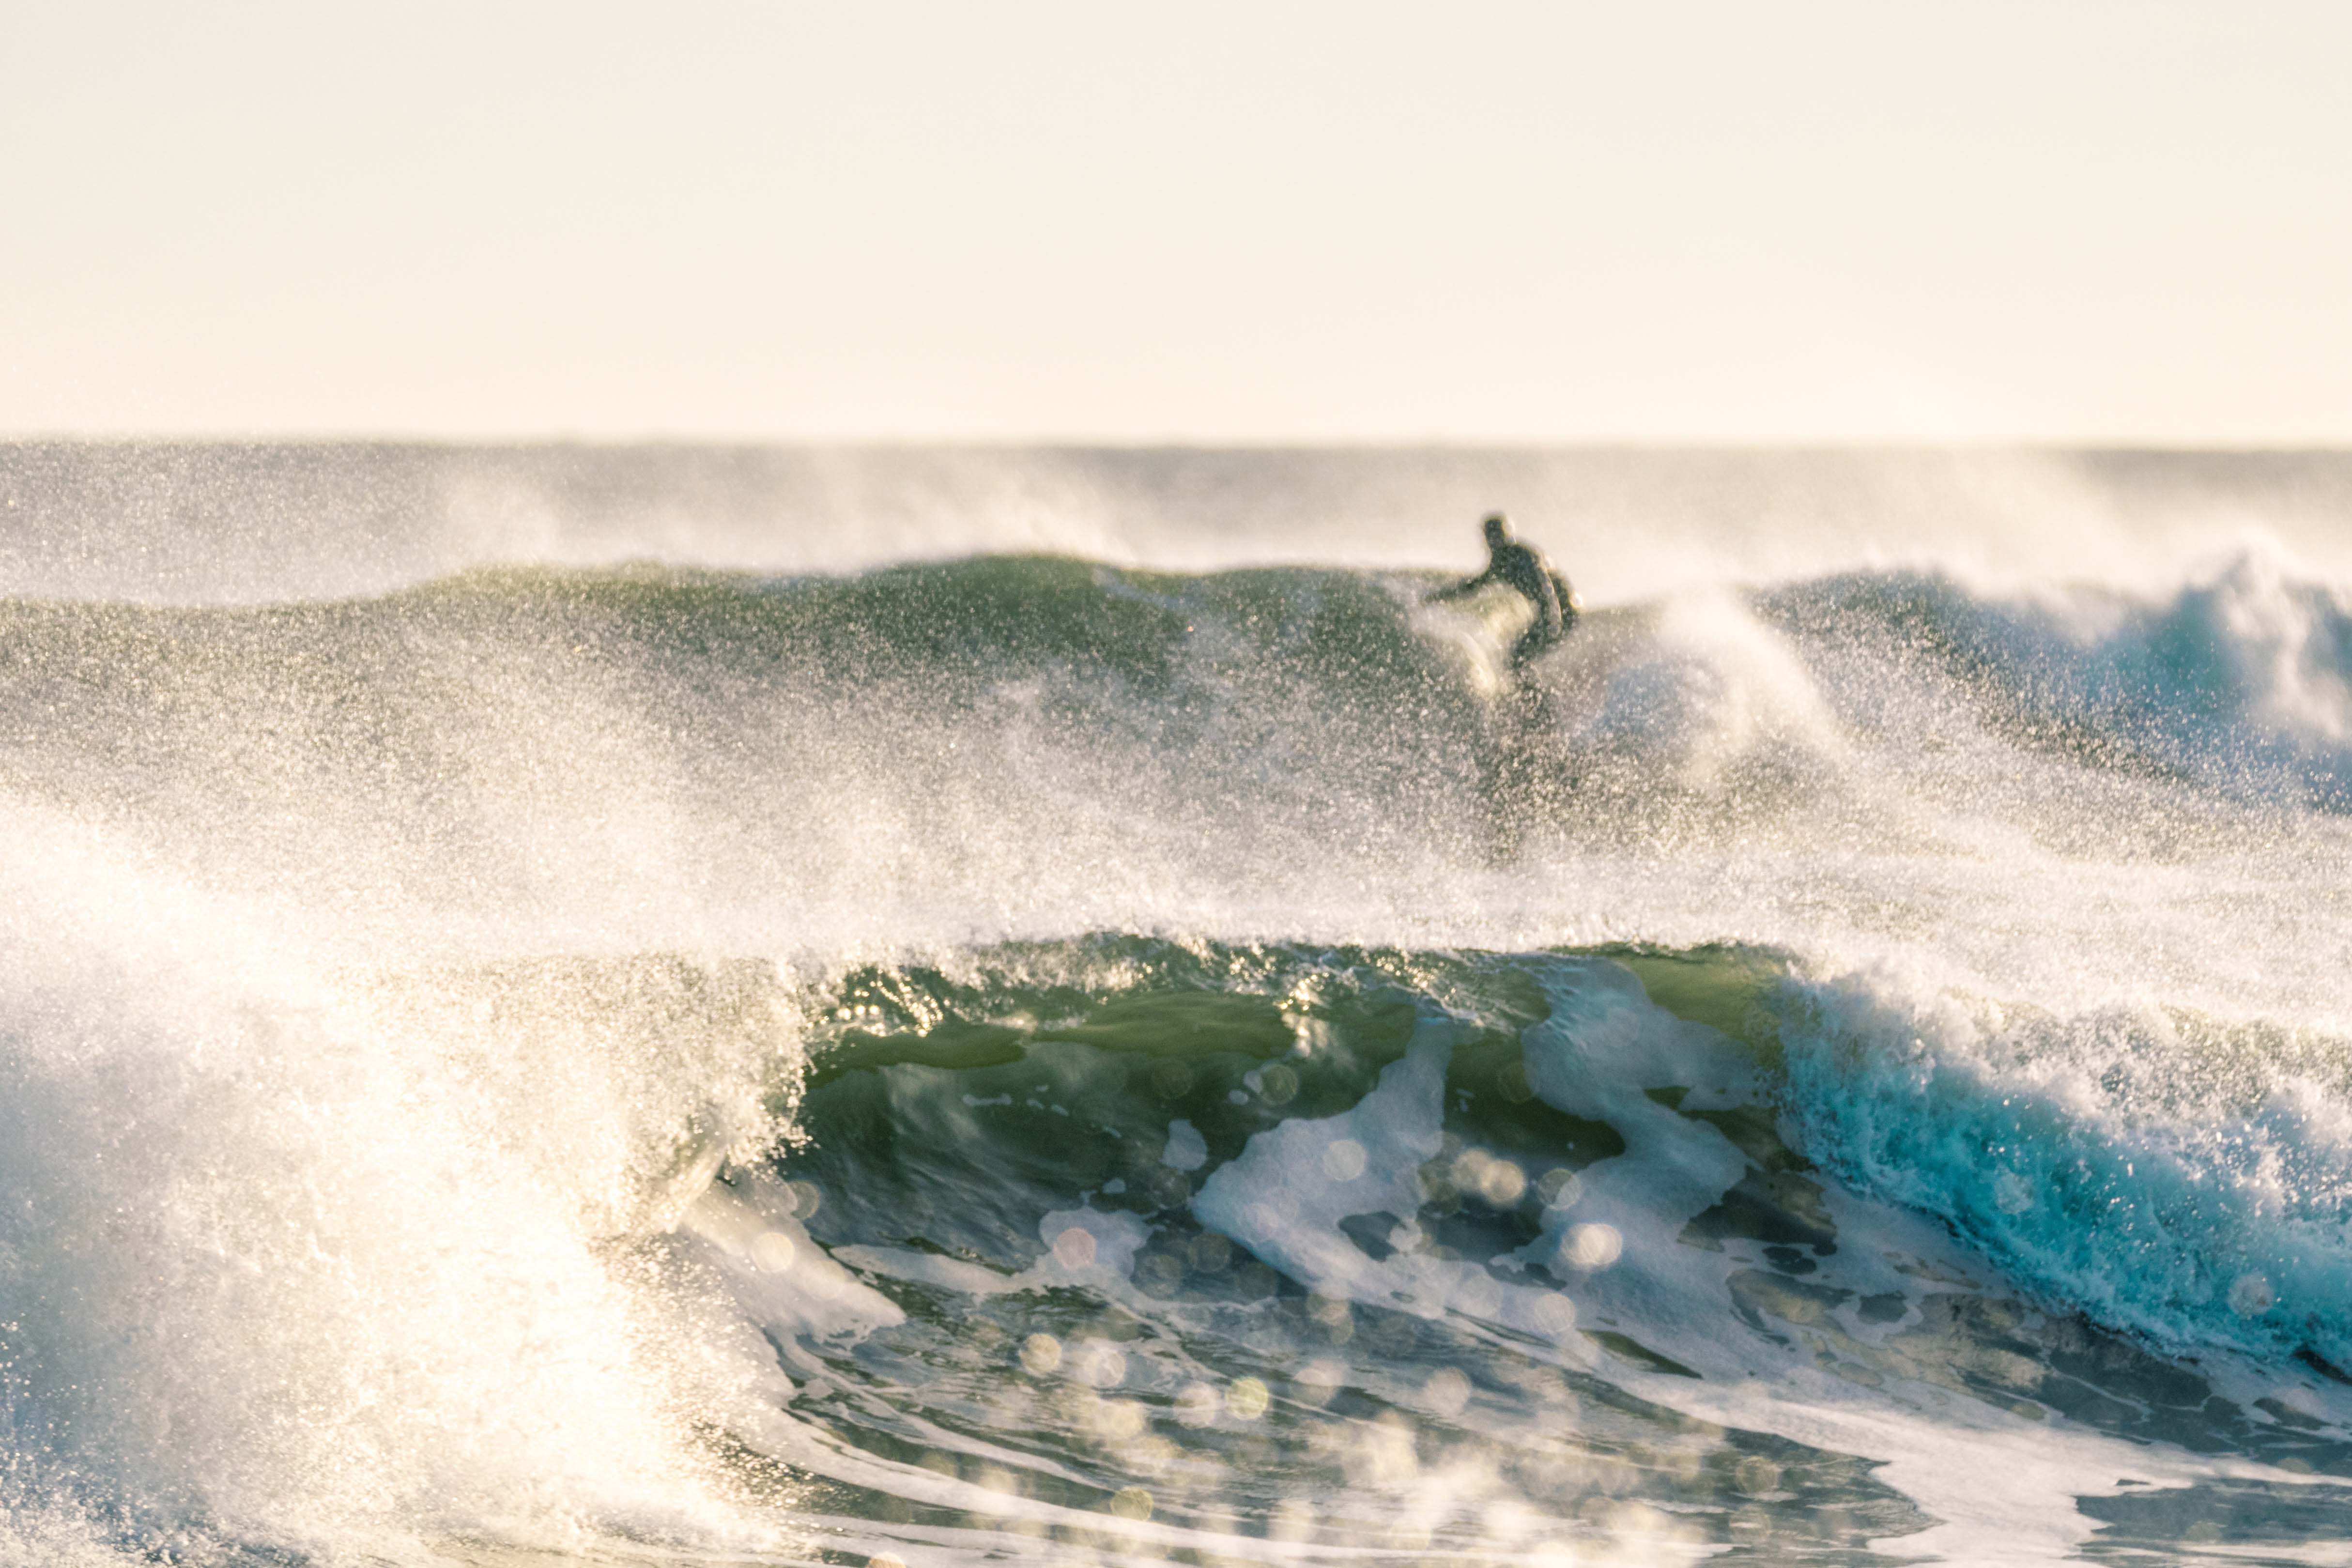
[[1426, 567, 1493, 603]]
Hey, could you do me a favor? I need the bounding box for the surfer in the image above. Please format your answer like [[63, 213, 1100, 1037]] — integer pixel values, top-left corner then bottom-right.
[[1427, 513, 1580, 674]]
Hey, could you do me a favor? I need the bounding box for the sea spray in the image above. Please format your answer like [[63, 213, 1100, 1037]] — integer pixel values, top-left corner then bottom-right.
[[5, 446, 2352, 1562]]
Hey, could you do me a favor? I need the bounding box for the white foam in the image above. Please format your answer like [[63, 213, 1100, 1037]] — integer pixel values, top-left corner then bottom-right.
[[0, 797, 795, 1559], [1184, 957, 2327, 1563]]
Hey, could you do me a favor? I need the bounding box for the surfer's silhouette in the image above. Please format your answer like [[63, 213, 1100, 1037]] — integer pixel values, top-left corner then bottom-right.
[[1426, 513, 1580, 676], [1428, 513, 1582, 859]]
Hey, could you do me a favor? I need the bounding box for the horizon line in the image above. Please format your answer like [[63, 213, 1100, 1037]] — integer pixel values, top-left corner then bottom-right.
[[9, 433, 2352, 457]]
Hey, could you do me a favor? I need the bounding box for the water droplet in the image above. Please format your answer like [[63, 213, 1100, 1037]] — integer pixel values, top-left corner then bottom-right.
[[1078, 1341, 1128, 1388], [1477, 1157, 1527, 1206], [1562, 1222, 1622, 1271], [1533, 1292, 1578, 1334], [1423, 1365, 1472, 1417], [1322, 1138, 1368, 1182], [1174, 1380, 1220, 1427], [1538, 1168, 1582, 1209], [1293, 1358, 1346, 1404]]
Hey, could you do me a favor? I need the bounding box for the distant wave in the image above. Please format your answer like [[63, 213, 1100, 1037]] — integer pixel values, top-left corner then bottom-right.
[[1763, 549, 2352, 809], [5, 549, 2344, 817]]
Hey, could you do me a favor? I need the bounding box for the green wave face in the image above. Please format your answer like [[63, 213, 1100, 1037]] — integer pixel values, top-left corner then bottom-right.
[[719, 937, 2352, 1562]]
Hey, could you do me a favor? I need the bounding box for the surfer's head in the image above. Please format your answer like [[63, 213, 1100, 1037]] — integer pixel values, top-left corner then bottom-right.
[[1482, 512, 1512, 548]]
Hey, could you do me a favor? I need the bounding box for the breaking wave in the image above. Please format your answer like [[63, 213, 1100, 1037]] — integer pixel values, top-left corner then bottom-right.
[[3, 513, 2351, 1563]]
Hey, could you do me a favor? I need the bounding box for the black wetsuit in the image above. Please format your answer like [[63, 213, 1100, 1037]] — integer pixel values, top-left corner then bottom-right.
[[1434, 541, 1579, 670]]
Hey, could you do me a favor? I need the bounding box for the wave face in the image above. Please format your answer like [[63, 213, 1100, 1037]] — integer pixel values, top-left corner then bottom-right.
[[4, 446, 2352, 1566]]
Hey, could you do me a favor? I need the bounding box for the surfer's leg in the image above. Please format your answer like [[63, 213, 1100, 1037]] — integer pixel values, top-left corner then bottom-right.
[[1508, 621, 1558, 671], [1507, 625, 1535, 670]]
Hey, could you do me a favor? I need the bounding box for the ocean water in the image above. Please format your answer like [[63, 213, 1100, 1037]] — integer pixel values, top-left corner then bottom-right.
[[3, 444, 2352, 1567]]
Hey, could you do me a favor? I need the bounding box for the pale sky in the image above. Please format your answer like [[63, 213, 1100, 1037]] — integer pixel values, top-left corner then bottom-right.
[[4, 2, 2349, 443]]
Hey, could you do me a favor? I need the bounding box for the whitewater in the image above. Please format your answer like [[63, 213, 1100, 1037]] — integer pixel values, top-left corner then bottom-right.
[[3, 444, 2352, 1567]]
